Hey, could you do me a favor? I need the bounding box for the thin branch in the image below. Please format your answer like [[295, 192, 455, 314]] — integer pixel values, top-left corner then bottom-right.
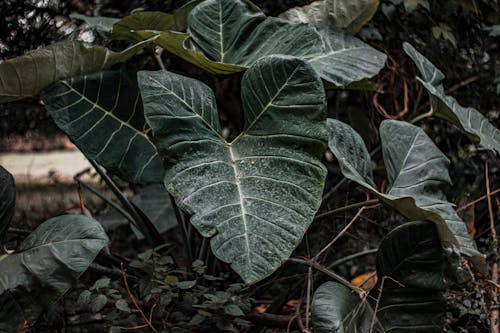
[[314, 199, 379, 221], [243, 312, 299, 329], [314, 208, 366, 260], [305, 266, 313, 332], [457, 188, 500, 212], [121, 263, 158, 333], [486, 161, 499, 333], [328, 248, 378, 269], [287, 257, 365, 296]]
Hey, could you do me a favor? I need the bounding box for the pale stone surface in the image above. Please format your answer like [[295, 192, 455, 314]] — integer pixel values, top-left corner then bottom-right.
[[0, 150, 91, 183]]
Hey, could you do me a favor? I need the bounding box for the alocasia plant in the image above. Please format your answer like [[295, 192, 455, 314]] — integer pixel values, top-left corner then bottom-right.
[[312, 221, 446, 332], [327, 119, 484, 270], [138, 55, 328, 283], [0, 167, 109, 333]]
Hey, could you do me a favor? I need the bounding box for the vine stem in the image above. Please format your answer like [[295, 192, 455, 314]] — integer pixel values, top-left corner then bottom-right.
[[121, 263, 158, 333], [287, 258, 365, 297], [314, 207, 366, 260], [314, 199, 379, 221], [486, 161, 499, 333]]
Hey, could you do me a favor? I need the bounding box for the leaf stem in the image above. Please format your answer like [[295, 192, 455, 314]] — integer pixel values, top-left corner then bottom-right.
[[410, 110, 434, 124], [88, 160, 161, 246], [154, 47, 166, 71], [314, 199, 379, 221], [287, 257, 365, 296]]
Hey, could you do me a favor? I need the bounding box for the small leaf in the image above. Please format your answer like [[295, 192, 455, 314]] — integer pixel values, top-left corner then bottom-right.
[[77, 290, 92, 306], [431, 23, 457, 47], [115, 299, 131, 313], [71, 14, 120, 36], [403, 0, 429, 12], [224, 304, 245, 317], [165, 275, 179, 285], [192, 260, 206, 274], [91, 278, 111, 291], [91, 294, 108, 313], [177, 280, 197, 290], [278, 0, 379, 34], [190, 313, 206, 325]]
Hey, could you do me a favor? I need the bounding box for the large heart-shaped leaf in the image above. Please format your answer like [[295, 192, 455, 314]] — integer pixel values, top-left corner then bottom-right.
[[403, 42, 500, 154], [0, 214, 108, 332], [312, 221, 446, 333], [278, 0, 380, 34], [0, 166, 15, 242], [0, 39, 154, 103], [327, 119, 483, 269], [110, 1, 244, 75], [186, 0, 386, 85], [41, 70, 163, 184], [113, 0, 386, 85], [139, 55, 327, 283]]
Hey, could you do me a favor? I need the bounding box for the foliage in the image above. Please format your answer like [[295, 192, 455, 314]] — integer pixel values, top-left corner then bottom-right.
[[0, 167, 108, 333], [138, 55, 327, 283], [0, 0, 498, 331], [278, 0, 379, 34], [0, 39, 154, 103], [41, 69, 163, 184], [312, 221, 446, 332], [111, 0, 387, 85], [404, 43, 500, 155], [327, 119, 484, 269]]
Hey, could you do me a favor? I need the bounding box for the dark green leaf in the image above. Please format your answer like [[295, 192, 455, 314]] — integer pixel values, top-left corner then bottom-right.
[[327, 119, 483, 270], [0, 39, 153, 103], [0, 166, 15, 241], [71, 14, 120, 36], [403, 42, 500, 154], [91, 277, 111, 291], [113, 0, 386, 84], [77, 290, 92, 306], [224, 304, 245, 316], [312, 221, 446, 333], [41, 70, 163, 184], [0, 215, 108, 332], [115, 299, 131, 312], [139, 55, 327, 283], [278, 0, 380, 34], [186, 0, 386, 85], [131, 184, 178, 234], [91, 294, 108, 313], [112, 0, 203, 41], [177, 280, 197, 289]]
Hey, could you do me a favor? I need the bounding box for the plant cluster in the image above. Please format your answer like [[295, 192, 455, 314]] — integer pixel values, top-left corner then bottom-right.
[[0, 0, 498, 332]]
